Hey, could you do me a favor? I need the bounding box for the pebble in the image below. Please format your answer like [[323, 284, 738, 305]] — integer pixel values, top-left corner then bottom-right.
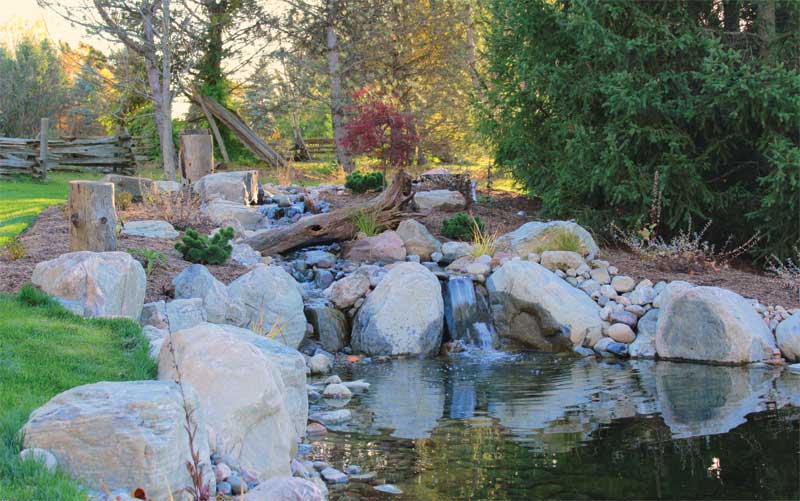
[[321, 467, 349, 484], [374, 484, 403, 495], [609, 311, 638, 327], [607, 323, 636, 343], [310, 409, 352, 424], [350, 472, 378, 483], [217, 481, 232, 495], [323, 383, 353, 399]]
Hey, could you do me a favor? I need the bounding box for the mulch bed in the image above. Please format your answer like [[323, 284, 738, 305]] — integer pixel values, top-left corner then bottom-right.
[[0, 203, 249, 303], [3, 187, 796, 310]]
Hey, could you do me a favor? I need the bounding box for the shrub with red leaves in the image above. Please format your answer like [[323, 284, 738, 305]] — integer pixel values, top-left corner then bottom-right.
[[342, 89, 420, 167]]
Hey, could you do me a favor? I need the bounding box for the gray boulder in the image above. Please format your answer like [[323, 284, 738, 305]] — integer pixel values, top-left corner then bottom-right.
[[629, 308, 659, 358], [352, 262, 443, 357], [487, 261, 602, 350], [655, 286, 776, 364], [496, 221, 599, 259], [140, 300, 169, 329], [777, 312, 800, 362], [413, 190, 467, 211], [652, 280, 694, 309], [172, 264, 232, 324], [231, 243, 262, 267], [32, 251, 146, 320], [341, 230, 406, 262], [165, 298, 207, 333], [440, 241, 473, 263], [227, 265, 307, 348], [306, 306, 349, 352], [203, 199, 264, 230], [22, 381, 212, 500], [395, 219, 442, 260], [192, 170, 259, 204], [323, 272, 371, 309], [121, 220, 179, 239]]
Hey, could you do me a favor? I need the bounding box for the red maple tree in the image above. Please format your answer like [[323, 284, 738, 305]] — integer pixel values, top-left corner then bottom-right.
[[341, 89, 420, 168]]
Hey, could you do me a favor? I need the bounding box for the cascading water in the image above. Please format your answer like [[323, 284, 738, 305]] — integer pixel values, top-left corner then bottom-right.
[[443, 276, 499, 350]]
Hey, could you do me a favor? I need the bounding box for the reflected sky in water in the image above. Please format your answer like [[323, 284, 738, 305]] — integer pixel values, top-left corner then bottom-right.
[[309, 353, 800, 500]]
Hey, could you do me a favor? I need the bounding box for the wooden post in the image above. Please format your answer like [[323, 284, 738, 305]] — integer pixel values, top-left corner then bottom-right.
[[197, 96, 230, 163], [180, 129, 214, 185], [69, 181, 118, 252], [36, 118, 49, 180]]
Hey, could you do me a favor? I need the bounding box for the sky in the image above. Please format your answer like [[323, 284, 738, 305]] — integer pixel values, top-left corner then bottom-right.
[[0, 2, 105, 49]]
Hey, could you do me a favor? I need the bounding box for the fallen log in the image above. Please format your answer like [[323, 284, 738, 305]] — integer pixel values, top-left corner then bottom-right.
[[244, 170, 415, 255]]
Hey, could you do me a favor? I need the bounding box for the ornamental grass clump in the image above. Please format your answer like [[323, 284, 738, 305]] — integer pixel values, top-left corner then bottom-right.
[[175, 228, 234, 265]]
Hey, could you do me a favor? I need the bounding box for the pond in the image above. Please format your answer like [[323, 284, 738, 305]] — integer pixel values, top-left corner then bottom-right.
[[308, 352, 800, 500]]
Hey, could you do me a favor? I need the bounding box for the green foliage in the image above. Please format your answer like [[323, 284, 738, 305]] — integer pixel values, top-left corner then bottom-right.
[[2, 237, 26, 261], [128, 248, 167, 276], [345, 170, 385, 193], [482, 0, 800, 259], [175, 227, 234, 265], [350, 209, 384, 237], [114, 191, 133, 211], [442, 212, 485, 241], [0, 285, 155, 499]]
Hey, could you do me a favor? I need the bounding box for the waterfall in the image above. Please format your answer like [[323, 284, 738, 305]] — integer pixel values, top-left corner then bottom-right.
[[443, 276, 499, 350]]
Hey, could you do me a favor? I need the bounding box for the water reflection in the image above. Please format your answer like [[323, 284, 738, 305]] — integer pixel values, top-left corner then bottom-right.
[[310, 354, 800, 499]]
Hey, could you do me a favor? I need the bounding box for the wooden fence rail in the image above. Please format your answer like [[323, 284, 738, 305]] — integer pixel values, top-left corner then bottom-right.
[[0, 132, 135, 178]]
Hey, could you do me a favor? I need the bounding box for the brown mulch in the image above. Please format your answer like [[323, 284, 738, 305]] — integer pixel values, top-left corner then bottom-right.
[[0, 203, 249, 302]]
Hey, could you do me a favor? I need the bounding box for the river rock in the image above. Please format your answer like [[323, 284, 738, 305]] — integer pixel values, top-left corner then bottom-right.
[[308, 353, 332, 374], [487, 261, 602, 350], [776, 312, 800, 362], [244, 476, 325, 501], [158, 323, 294, 480], [306, 306, 349, 352], [31, 251, 146, 320], [607, 323, 636, 343], [121, 220, 179, 239], [231, 243, 262, 267], [341, 230, 406, 262], [323, 383, 352, 400], [203, 199, 264, 230], [629, 308, 658, 358], [611, 275, 635, 293], [324, 273, 371, 309], [441, 241, 473, 263], [352, 262, 444, 357], [227, 265, 306, 348], [540, 250, 585, 271], [395, 219, 442, 260], [165, 298, 207, 333], [304, 250, 337, 268], [172, 264, 232, 324], [22, 381, 212, 500], [655, 286, 776, 364], [193, 170, 259, 204], [226, 326, 309, 438], [413, 189, 467, 211], [495, 221, 598, 259]]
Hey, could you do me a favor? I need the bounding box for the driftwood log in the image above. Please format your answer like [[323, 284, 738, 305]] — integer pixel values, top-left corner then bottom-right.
[[244, 170, 415, 255], [179, 129, 214, 184], [69, 181, 117, 252]]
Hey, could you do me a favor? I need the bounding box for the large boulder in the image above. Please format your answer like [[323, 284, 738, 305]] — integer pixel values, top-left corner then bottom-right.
[[203, 199, 264, 230], [487, 261, 602, 350], [158, 323, 294, 480], [396, 219, 441, 260], [496, 221, 599, 260], [306, 306, 349, 352], [652, 280, 694, 309], [192, 170, 259, 204], [776, 312, 800, 362], [244, 476, 325, 501], [655, 286, 777, 364], [31, 251, 146, 320], [120, 220, 179, 239], [351, 262, 443, 357], [341, 230, 406, 262], [413, 189, 467, 211], [22, 381, 212, 500], [172, 264, 232, 324], [227, 265, 306, 348], [224, 326, 309, 439]]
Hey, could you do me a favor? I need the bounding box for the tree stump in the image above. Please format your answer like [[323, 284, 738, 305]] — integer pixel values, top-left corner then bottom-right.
[[180, 129, 214, 184], [69, 181, 118, 252]]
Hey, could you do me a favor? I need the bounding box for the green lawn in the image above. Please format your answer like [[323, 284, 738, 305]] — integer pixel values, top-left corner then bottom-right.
[[0, 286, 155, 501], [0, 172, 102, 247]]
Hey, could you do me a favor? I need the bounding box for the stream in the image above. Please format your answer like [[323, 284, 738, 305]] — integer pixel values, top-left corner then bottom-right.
[[308, 353, 800, 499]]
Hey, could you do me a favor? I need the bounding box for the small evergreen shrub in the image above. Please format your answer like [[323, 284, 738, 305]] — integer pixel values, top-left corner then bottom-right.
[[345, 171, 384, 193], [115, 191, 133, 211], [441, 213, 485, 241], [175, 227, 234, 265]]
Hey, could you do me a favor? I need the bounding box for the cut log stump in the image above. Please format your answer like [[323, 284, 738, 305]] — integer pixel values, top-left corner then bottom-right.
[[244, 170, 415, 255], [69, 181, 117, 252], [180, 129, 214, 184]]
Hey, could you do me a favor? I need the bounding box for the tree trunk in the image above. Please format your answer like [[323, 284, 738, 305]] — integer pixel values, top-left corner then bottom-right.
[[244, 170, 415, 255], [180, 129, 214, 184], [756, 0, 776, 59], [291, 112, 311, 161], [69, 181, 117, 252], [326, 0, 354, 173], [466, 1, 486, 102], [723, 0, 740, 32]]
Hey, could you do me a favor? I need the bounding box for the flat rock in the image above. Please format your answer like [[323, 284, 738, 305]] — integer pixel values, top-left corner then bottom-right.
[[121, 220, 179, 239], [243, 476, 325, 501], [193, 170, 259, 204], [496, 220, 599, 259], [342, 231, 407, 263], [413, 189, 467, 211]]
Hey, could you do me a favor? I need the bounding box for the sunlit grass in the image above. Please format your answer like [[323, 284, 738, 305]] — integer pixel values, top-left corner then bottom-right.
[[0, 172, 103, 246], [0, 285, 155, 500]]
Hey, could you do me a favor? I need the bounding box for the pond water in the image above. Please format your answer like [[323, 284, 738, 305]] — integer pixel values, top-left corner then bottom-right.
[[308, 351, 800, 500]]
